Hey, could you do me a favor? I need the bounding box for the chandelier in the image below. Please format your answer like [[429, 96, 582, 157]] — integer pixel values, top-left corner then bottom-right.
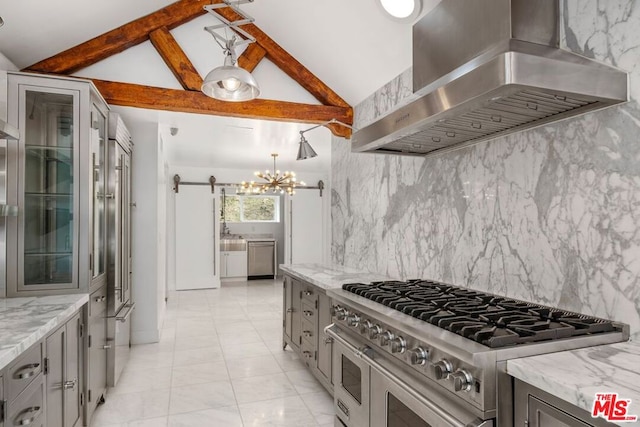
[[239, 153, 305, 195]]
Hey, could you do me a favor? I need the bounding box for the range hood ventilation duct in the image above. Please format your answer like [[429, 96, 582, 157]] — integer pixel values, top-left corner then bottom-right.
[[352, 0, 629, 156]]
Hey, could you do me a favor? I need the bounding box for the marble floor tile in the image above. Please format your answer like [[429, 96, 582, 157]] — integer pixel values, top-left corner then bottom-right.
[[171, 360, 230, 387], [91, 389, 170, 426], [94, 280, 335, 426], [231, 372, 298, 404], [173, 345, 224, 366], [110, 366, 172, 395], [285, 368, 326, 395], [226, 354, 283, 379], [222, 340, 272, 360], [300, 391, 335, 425], [169, 381, 236, 415], [168, 406, 243, 427], [238, 395, 318, 427]]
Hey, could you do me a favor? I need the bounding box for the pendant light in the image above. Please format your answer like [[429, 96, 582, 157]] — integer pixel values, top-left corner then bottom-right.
[[202, 1, 260, 102], [296, 119, 355, 161]]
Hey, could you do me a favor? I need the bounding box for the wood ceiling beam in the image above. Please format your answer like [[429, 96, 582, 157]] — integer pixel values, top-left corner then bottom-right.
[[149, 27, 203, 91], [208, 0, 349, 108], [24, 0, 209, 75], [91, 79, 353, 138], [237, 43, 266, 73]]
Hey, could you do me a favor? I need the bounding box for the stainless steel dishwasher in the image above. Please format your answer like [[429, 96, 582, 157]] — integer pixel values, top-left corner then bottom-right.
[[247, 240, 276, 279]]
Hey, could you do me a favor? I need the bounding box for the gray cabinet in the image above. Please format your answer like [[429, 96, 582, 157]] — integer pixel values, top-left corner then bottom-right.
[[282, 274, 333, 393], [85, 285, 107, 424], [6, 72, 109, 296], [514, 379, 614, 427], [317, 292, 333, 384], [45, 312, 82, 427]]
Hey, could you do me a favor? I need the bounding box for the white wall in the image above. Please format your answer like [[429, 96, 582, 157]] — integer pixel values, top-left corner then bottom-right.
[[127, 118, 165, 344]]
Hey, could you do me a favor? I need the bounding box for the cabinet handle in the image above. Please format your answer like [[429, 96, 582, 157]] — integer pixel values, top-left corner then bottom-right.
[[302, 351, 312, 359], [286, 308, 294, 313], [303, 310, 313, 317], [94, 296, 105, 302], [303, 330, 312, 337], [14, 363, 40, 380], [324, 337, 334, 345], [63, 378, 77, 390], [102, 345, 112, 350], [303, 290, 313, 296], [13, 406, 41, 426], [104, 193, 115, 199]]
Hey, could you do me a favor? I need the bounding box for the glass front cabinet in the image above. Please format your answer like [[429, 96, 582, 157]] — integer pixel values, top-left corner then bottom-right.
[[7, 72, 109, 295]]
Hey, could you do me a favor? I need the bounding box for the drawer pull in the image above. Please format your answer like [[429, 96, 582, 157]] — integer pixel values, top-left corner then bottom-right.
[[303, 290, 313, 296], [303, 330, 312, 337], [286, 308, 294, 313], [302, 351, 312, 359], [303, 310, 313, 317], [14, 363, 40, 380], [94, 296, 105, 302], [14, 406, 41, 426], [63, 379, 77, 390]]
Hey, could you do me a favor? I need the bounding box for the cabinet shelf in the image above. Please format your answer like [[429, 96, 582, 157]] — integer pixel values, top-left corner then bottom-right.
[[25, 145, 73, 151]]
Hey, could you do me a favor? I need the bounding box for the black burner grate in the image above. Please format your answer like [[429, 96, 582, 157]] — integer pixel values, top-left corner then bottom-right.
[[341, 280, 617, 348]]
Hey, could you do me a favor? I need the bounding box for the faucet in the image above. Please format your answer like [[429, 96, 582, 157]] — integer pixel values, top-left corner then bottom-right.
[[221, 188, 231, 236]]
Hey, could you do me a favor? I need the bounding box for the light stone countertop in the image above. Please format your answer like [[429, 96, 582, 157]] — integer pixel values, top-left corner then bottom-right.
[[0, 293, 89, 371], [279, 263, 390, 290], [507, 341, 640, 426]]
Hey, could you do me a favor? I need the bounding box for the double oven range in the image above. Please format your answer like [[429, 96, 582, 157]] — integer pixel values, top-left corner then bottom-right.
[[325, 280, 628, 427]]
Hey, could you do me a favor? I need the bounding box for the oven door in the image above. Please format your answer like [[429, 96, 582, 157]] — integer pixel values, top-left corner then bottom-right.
[[332, 334, 370, 427], [326, 324, 492, 427]]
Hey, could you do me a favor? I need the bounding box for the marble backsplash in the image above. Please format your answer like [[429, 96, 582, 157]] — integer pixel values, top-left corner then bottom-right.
[[331, 0, 640, 337]]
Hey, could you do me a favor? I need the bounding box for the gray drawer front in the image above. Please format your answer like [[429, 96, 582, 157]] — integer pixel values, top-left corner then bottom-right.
[[8, 376, 44, 427], [301, 285, 318, 305], [7, 343, 42, 402]]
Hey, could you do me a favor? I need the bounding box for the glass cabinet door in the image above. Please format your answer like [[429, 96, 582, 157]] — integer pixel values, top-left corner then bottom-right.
[[20, 88, 79, 289], [90, 104, 107, 280]]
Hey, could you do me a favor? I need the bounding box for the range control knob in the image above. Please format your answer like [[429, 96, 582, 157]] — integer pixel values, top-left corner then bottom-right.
[[379, 331, 394, 347], [335, 308, 348, 321], [359, 320, 373, 335], [450, 369, 474, 392], [408, 347, 429, 365], [390, 336, 406, 354], [346, 313, 361, 328], [368, 324, 382, 340], [432, 359, 453, 380]]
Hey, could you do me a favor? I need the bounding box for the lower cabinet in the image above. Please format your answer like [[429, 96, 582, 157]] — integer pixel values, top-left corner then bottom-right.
[[0, 307, 83, 427], [514, 379, 613, 427], [220, 251, 248, 279], [85, 285, 108, 424], [45, 312, 82, 427], [282, 274, 333, 393]]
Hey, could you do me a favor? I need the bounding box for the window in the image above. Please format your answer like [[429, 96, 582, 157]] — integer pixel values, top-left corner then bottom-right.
[[222, 195, 280, 223]]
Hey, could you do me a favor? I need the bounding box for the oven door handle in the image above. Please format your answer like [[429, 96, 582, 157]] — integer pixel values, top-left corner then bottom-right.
[[325, 324, 475, 427]]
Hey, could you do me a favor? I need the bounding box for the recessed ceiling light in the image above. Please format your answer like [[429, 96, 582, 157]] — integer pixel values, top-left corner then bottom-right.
[[378, 0, 422, 22]]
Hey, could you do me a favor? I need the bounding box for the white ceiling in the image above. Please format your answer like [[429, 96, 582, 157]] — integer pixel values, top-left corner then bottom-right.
[[0, 0, 440, 172]]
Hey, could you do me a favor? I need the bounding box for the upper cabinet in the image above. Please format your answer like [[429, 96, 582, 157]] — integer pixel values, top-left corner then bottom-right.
[[7, 72, 109, 295]]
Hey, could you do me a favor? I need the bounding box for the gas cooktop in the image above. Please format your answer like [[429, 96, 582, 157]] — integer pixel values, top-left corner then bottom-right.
[[342, 280, 619, 348]]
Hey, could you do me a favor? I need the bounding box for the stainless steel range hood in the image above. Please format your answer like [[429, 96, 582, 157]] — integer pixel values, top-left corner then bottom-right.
[[352, 0, 629, 156]]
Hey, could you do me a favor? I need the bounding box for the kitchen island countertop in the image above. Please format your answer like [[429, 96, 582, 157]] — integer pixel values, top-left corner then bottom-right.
[[507, 340, 640, 426], [279, 263, 390, 290], [0, 293, 89, 371]]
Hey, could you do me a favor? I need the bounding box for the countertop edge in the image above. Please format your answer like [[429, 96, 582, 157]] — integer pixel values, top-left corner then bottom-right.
[[280, 263, 391, 290], [0, 294, 89, 371]]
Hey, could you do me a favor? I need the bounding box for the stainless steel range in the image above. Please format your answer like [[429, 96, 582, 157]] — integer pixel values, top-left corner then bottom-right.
[[326, 280, 629, 427]]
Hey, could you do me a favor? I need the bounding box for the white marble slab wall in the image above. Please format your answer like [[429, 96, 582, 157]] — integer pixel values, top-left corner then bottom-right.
[[331, 0, 640, 337]]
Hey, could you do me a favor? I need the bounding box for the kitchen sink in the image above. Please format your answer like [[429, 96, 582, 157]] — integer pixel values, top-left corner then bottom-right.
[[220, 238, 247, 251]]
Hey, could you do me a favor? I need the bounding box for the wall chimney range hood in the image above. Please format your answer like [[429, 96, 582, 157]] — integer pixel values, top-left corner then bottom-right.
[[352, 0, 629, 156]]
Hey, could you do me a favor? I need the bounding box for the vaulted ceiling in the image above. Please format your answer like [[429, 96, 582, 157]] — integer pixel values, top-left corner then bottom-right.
[[0, 0, 440, 171]]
